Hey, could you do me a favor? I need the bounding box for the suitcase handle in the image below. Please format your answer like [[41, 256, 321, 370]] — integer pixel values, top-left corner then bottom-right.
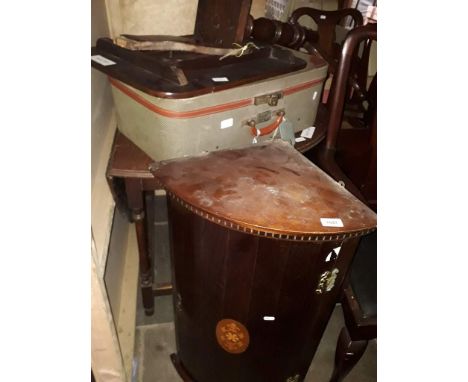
[[249, 111, 285, 137]]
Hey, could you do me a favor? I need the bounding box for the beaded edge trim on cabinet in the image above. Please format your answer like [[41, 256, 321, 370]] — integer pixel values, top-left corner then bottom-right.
[[165, 191, 376, 242]]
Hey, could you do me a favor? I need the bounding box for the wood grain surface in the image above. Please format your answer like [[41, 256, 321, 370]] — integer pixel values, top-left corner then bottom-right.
[[152, 140, 376, 239], [167, 198, 362, 382]]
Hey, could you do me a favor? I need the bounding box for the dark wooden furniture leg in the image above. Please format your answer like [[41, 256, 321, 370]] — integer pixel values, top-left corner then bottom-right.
[[328, 231, 377, 382], [125, 178, 154, 316], [329, 327, 369, 382]]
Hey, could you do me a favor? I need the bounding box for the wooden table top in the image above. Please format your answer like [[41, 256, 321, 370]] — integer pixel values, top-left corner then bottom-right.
[[151, 140, 376, 240], [107, 129, 156, 179]]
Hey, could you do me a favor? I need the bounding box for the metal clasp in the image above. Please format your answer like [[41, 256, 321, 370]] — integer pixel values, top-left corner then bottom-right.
[[254, 91, 283, 106], [176, 293, 183, 313], [315, 268, 340, 294]]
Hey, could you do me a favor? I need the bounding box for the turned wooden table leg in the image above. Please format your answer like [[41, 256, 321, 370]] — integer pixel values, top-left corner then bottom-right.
[[125, 178, 154, 316], [329, 327, 368, 382]]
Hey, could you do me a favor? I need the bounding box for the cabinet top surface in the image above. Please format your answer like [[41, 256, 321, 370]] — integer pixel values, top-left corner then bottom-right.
[[151, 141, 376, 238]]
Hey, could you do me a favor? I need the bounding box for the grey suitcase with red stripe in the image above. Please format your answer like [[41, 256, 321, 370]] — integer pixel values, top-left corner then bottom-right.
[[91, 39, 327, 161]]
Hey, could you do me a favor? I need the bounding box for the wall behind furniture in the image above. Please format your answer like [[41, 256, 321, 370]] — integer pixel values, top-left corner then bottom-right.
[[92, 0, 132, 381], [91, 1, 268, 380], [91, 0, 118, 272], [106, 0, 266, 37]]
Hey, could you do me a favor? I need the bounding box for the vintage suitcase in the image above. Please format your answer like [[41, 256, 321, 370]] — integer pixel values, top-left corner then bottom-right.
[[151, 141, 377, 382], [91, 37, 327, 161]]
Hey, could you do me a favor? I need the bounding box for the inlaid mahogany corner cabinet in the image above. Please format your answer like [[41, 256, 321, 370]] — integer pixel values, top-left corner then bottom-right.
[[151, 140, 377, 382]]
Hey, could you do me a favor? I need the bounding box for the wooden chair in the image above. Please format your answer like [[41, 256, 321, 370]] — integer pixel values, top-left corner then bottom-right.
[[289, 7, 363, 65], [314, 22, 377, 206], [308, 23, 377, 381], [289, 7, 374, 130], [329, 230, 377, 382]]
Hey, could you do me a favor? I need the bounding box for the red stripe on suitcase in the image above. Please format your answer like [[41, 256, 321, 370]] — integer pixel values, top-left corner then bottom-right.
[[283, 78, 324, 95], [109, 78, 252, 119], [109, 76, 325, 119]]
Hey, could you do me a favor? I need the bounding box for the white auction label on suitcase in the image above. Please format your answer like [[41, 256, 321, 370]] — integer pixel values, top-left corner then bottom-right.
[[91, 55, 116, 66], [320, 218, 344, 227], [212, 77, 229, 82], [300, 126, 315, 139], [220, 118, 234, 129]]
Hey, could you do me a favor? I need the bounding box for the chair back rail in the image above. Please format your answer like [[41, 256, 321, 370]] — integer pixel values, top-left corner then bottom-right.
[[290, 7, 363, 58], [326, 23, 377, 151]]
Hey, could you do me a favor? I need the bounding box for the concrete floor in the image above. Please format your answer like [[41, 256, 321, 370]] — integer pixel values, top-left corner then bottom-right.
[[132, 195, 376, 382]]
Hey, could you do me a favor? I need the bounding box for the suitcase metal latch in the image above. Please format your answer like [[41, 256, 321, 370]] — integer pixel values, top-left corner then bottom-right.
[[254, 91, 283, 106], [315, 268, 339, 294]]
